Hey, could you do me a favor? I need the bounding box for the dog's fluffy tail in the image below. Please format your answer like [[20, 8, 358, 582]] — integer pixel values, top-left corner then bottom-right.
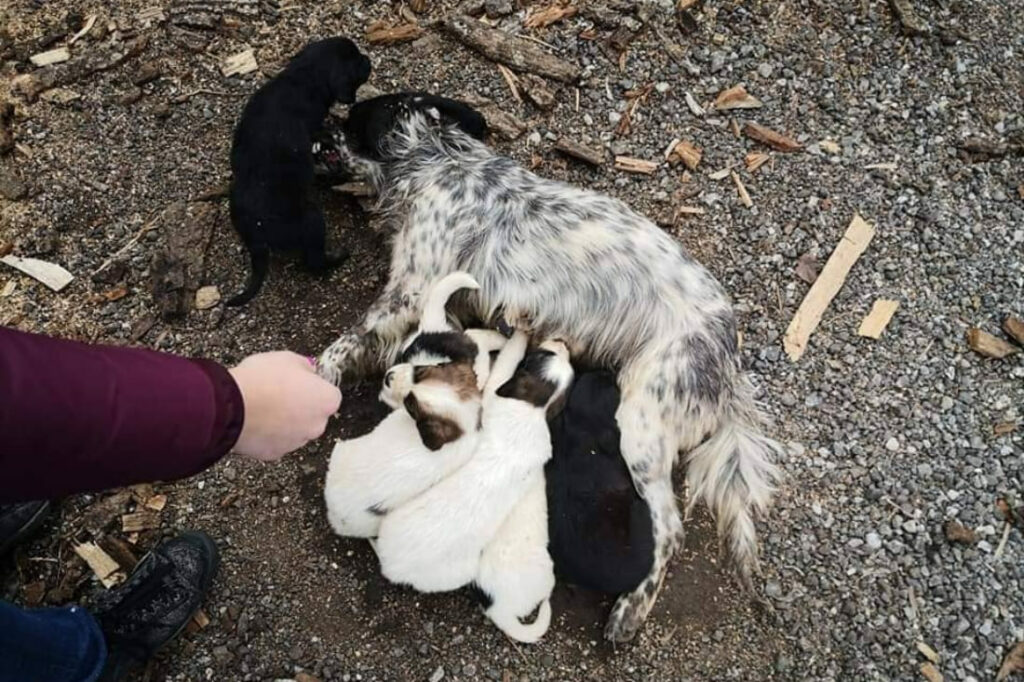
[[419, 271, 480, 332], [486, 599, 551, 644], [684, 375, 781, 585], [226, 246, 269, 307]]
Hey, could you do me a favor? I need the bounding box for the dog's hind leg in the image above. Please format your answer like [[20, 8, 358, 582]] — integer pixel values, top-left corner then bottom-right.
[[603, 388, 683, 643]]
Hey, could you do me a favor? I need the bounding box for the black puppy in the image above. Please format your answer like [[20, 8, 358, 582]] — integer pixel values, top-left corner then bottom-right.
[[313, 92, 488, 174], [227, 37, 371, 306], [546, 370, 655, 595]]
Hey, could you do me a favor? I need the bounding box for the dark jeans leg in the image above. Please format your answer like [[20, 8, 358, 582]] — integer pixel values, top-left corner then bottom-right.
[[0, 600, 106, 682]]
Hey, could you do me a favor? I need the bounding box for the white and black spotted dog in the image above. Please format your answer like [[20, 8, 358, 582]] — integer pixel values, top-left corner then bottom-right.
[[375, 331, 572, 643], [316, 93, 782, 642], [324, 272, 505, 538]]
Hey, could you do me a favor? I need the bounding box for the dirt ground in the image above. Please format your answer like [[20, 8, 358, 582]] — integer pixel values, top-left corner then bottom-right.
[[2, 0, 1022, 681]]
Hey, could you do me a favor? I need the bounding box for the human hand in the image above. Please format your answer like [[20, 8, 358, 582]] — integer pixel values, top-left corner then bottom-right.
[[228, 352, 342, 461]]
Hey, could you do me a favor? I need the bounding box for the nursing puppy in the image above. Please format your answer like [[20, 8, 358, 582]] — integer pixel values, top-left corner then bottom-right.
[[547, 370, 654, 595], [375, 332, 573, 597], [324, 273, 504, 538], [317, 99, 782, 640], [226, 37, 371, 306]]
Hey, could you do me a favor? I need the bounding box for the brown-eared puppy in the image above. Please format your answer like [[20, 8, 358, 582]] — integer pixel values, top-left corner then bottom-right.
[[226, 37, 370, 306]]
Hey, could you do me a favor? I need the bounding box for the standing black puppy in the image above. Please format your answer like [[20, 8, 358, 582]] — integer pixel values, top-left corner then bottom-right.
[[227, 37, 371, 306], [546, 370, 655, 595]]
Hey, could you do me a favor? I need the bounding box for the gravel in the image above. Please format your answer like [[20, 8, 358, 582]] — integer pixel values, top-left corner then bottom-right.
[[1, 0, 1022, 681]]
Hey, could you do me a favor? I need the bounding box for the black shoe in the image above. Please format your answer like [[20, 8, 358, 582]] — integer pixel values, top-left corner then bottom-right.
[[0, 500, 52, 556], [94, 531, 220, 682]]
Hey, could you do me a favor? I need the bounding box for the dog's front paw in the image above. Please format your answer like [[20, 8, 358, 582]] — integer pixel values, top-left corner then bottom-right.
[[316, 354, 344, 387], [603, 589, 650, 643]]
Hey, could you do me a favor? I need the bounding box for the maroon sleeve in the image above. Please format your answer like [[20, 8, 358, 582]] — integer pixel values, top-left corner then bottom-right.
[[0, 327, 244, 503]]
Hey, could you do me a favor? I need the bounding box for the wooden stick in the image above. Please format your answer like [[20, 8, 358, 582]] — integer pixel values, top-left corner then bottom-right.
[[442, 16, 580, 83], [857, 299, 899, 339], [614, 156, 658, 174], [555, 138, 605, 166], [784, 215, 876, 361], [744, 122, 803, 152], [731, 171, 752, 208], [73, 542, 124, 588]]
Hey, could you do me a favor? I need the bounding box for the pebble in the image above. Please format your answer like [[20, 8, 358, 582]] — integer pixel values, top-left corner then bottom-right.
[[429, 666, 445, 682], [885, 438, 900, 452], [866, 533, 883, 551]]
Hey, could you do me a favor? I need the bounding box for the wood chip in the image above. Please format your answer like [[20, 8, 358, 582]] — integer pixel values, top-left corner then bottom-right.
[[614, 156, 658, 174], [100, 286, 128, 302], [461, 95, 527, 140], [554, 138, 605, 166], [30, 47, 71, 67], [917, 642, 941, 664], [943, 520, 976, 545], [890, 0, 930, 35], [442, 16, 580, 83], [192, 608, 211, 629], [1, 255, 74, 292], [744, 122, 803, 152], [857, 299, 899, 339], [365, 22, 423, 45], [1003, 315, 1024, 346], [496, 63, 522, 103], [819, 139, 842, 155], [519, 73, 556, 110], [731, 171, 752, 208], [70, 15, 98, 45], [784, 214, 876, 361], [121, 511, 161, 533], [920, 662, 943, 682], [524, 3, 578, 29], [745, 151, 770, 172], [995, 422, 1019, 436], [144, 494, 167, 512], [98, 536, 139, 572], [674, 205, 705, 218], [684, 91, 705, 116], [708, 167, 732, 180], [221, 49, 258, 77], [713, 84, 763, 111], [73, 542, 124, 588], [195, 285, 220, 310], [997, 642, 1024, 682], [666, 140, 701, 171], [966, 328, 1019, 359]]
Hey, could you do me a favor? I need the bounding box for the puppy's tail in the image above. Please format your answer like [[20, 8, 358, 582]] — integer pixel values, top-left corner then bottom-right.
[[486, 599, 551, 644], [684, 375, 782, 586], [225, 246, 269, 307], [418, 271, 479, 332]]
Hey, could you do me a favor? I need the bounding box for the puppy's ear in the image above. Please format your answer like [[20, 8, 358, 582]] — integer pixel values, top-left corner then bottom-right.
[[495, 370, 556, 407], [403, 393, 463, 451]]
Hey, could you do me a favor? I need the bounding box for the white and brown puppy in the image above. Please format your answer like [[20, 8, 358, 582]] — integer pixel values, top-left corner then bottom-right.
[[324, 273, 504, 538], [375, 332, 573, 599]]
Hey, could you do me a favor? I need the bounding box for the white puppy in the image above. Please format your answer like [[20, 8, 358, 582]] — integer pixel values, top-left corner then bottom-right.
[[375, 331, 573, 597], [324, 273, 506, 538], [473, 470, 554, 643]]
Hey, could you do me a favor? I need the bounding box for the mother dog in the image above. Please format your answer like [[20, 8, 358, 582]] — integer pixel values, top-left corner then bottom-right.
[[317, 94, 781, 642]]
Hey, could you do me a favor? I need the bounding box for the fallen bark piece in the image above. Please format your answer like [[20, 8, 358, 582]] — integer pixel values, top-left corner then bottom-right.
[[994, 422, 1019, 436], [917, 642, 941, 664], [920, 662, 943, 682], [555, 138, 605, 166], [496, 63, 522, 103], [30, 47, 71, 67], [1, 255, 74, 292], [366, 22, 424, 44], [966, 328, 1019, 359], [144, 494, 168, 512], [708, 167, 732, 181], [121, 511, 161, 533], [713, 84, 762, 111], [442, 16, 580, 83], [524, 3, 578, 29], [461, 95, 527, 140], [69, 14, 98, 44], [744, 122, 803, 152], [1003, 315, 1024, 346], [675, 205, 705, 216], [221, 49, 257, 77], [795, 252, 819, 285], [15, 36, 149, 102], [194, 285, 220, 310], [745, 151, 770, 172], [857, 299, 899, 339], [890, 0, 930, 35], [519, 73, 556, 110], [997, 642, 1024, 682], [614, 156, 658, 174], [731, 171, 752, 208], [73, 542, 124, 588], [943, 520, 976, 545], [959, 137, 1023, 161], [667, 139, 701, 171], [784, 214, 876, 361]]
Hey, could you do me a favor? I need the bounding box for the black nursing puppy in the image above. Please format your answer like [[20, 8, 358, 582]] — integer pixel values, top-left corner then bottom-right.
[[547, 370, 655, 595], [227, 37, 371, 306]]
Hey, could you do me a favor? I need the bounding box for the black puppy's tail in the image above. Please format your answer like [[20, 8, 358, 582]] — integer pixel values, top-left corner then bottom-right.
[[225, 246, 269, 307]]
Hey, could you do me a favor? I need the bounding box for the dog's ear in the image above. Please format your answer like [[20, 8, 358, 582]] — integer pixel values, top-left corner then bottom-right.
[[403, 393, 463, 451], [495, 370, 556, 408]]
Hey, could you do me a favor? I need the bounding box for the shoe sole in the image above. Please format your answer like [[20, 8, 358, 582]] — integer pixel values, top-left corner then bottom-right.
[[0, 500, 52, 557]]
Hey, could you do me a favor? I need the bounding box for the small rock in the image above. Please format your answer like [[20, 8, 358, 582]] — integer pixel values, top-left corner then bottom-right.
[[195, 285, 220, 310], [429, 666, 445, 682], [885, 437, 900, 452], [758, 63, 773, 78], [866, 532, 882, 551], [484, 0, 513, 18]]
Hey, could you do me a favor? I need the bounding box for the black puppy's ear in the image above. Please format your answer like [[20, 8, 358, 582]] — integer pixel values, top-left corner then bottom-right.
[[403, 393, 463, 451], [495, 370, 556, 407]]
